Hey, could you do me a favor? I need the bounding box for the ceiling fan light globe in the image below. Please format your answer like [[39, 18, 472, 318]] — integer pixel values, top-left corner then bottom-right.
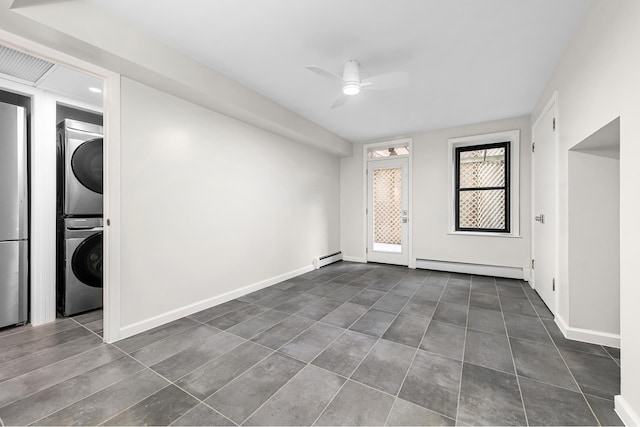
[[343, 83, 360, 95]]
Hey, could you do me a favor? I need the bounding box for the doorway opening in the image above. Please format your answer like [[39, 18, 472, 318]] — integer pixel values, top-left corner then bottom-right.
[[363, 139, 412, 266], [567, 117, 620, 343], [0, 39, 118, 342]]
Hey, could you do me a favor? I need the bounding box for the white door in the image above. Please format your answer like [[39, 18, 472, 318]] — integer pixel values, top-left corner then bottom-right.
[[532, 101, 557, 314], [367, 158, 409, 265]]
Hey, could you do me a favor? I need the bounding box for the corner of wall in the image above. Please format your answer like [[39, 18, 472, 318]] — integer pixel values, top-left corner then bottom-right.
[[615, 395, 640, 427], [556, 313, 620, 348]]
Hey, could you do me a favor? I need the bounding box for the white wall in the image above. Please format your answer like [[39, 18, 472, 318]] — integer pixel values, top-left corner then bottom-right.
[[341, 116, 531, 272], [119, 78, 340, 330], [530, 0, 640, 423], [568, 150, 619, 334]]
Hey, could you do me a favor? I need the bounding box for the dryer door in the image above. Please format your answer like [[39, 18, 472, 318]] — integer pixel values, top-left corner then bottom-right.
[[72, 232, 103, 288], [71, 137, 103, 194]]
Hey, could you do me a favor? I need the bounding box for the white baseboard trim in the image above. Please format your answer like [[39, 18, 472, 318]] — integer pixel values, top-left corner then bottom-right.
[[555, 314, 621, 348], [343, 255, 366, 263], [118, 264, 314, 340], [615, 395, 640, 426], [415, 259, 524, 279], [313, 252, 342, 269], [522, 267, 532, 283]]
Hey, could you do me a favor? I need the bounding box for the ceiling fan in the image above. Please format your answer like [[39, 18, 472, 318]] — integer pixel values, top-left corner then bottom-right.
[[305, 60, 409, 108]]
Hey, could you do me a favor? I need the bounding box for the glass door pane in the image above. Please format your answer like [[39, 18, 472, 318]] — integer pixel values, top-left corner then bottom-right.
[[373, 167, 402, 253]]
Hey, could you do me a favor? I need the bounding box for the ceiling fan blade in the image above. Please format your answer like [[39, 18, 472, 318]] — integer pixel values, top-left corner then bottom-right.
[[331, 93, 350, 109], [362, 71, 409, 90], [306, 66, 344, 84]]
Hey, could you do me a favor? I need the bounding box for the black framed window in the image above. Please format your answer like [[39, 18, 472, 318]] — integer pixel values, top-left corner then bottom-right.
[[455, 141, 510, 233]]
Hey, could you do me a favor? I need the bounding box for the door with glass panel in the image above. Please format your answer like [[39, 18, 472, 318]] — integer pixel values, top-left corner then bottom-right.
[[367, 158, 409, 265]]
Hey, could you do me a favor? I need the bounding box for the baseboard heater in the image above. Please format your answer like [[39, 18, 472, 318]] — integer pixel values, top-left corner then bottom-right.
[[313, 251, 343, 269], [415, 258, 524, 280]]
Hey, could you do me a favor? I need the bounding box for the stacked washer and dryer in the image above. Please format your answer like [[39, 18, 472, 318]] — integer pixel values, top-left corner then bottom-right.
[[56, 119, 104, 316]]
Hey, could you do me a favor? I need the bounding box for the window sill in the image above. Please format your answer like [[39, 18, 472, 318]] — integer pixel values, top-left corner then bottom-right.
[[447, 231, 521, 238]]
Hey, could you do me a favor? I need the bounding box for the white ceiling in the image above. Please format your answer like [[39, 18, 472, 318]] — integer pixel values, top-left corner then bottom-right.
[[0, 43, 103, 107], [90, 0, 590, 142], [38, 65, 103, 107]]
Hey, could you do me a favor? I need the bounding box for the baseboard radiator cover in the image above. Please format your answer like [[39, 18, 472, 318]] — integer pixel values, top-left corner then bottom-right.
[[313, 251, 343, 269], [118, 264, 314, 341], [415, 259, 524, 280]]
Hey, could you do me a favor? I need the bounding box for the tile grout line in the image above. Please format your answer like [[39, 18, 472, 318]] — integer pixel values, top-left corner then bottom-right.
[[599, 343, 621, 368], [0, 337, 108, 398], [0, 343, 132, 424], [175, 265, 393, 415], [453, 274, 474, 425], [266, 353, 453, 421], [116, 268, 613, 425], [0, 351, 138, 422], [69, 316, 104, 341], [201, 344, 308, 424], [18, 264, 617, 427], [339, 271, 427, 426], [194, 265, 368, 335], [382, 271, 446, 426], [165, 401, 229, 427], [112, 317, 208, 355], [24, 323, 244, 425], [307, 272, 616, 424], [304, 270, 415, 425], [497, 277, 530, 427], [106, 351, 238, 426], [236, 361, 312, 425], [309, 269, 415, 426], [189, 299, 266, 324], [0, 323, 101, 372], [120, 264, 380, 424], [201, 267, 385, 425], [520, 282, 604, 426], [46, 344, 145, 424], [21, 340, 136, 425], [168, 335, 250, 384], [236, 265, 397, 425], [0, 322, 76, 356], [0, 318, 78, 345], [28, 360, 149, 426], [1, 264, 377, 426]]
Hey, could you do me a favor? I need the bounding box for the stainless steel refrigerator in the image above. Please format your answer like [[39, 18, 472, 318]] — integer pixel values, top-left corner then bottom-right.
[[0, 101, 28, 328]]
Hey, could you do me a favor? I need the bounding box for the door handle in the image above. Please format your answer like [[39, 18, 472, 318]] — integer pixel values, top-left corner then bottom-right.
[[535, 214, 545, 224]]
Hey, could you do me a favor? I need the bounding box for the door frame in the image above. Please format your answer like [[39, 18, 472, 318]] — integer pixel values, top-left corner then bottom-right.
[[362, 138, 414, 268], [0, 31, 122, 342], [366, 157, 409, 266], [531, 91, 560, 314]]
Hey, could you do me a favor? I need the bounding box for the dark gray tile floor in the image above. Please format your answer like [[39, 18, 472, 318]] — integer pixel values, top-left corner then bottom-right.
[[0, 262, 623, 426]]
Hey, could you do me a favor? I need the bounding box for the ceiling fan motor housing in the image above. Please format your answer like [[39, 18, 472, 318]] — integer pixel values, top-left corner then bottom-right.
[[342, 60, 361, 95]]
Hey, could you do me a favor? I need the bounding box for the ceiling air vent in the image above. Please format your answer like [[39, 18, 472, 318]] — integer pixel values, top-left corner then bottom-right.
[[0, 44, 54, 84]]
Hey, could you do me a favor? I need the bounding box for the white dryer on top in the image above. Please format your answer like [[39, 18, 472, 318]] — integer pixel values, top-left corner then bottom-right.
[[57, 119, 103, 217]]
